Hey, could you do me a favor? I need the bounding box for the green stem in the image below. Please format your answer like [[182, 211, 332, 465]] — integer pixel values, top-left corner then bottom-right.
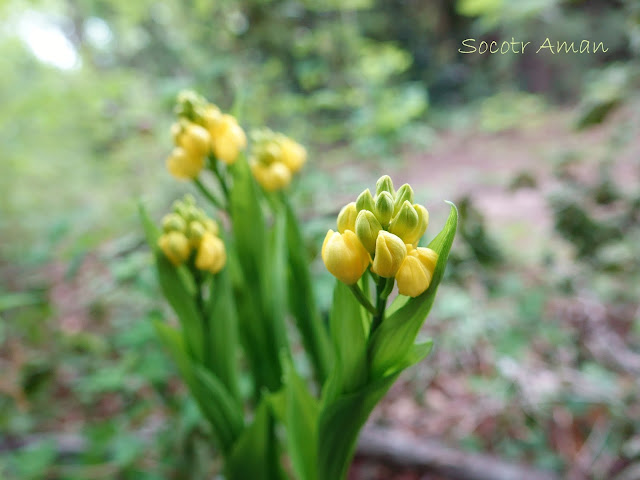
[[193, 267, 212, 368], [193, 178, 225, 210], [348, 283, 377, 315], [209, 156, 231, 200], [370, 276, 392, 336]]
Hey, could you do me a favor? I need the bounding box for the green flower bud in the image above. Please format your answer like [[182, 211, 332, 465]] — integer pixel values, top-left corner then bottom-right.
[[376, 175, 395, 197], [355, 210, 382, 254], [371, 231, 407, 278], [393, 184, 414, 216], [337, 202, 358, 233], [162, 213, 186, 233], [389, 200, 419, 241], [374, 191, 394, 227], [356, 188, 375, 213], [187, 221, 206, 247], [175, 90, 207, 121], [184, 205, 204, 223], [404, 204, 429, 246]]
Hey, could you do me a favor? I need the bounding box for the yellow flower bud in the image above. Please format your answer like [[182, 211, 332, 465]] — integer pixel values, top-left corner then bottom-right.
[[195, 233, 227, 274], [203, 218, 219, 236], [250, 161, 292, 192], [388, 201, 419, 241], [166, 147, 205, 180], [395, 247, 438, 297], [376, 175, 395, 197], [395, 255, 429, 297], [201, 105, 222, 130], [322, 229, 370, 285], [412, 247, 438, 276], [356, 188, 375, 213], [337, 202, 357, 233], [208, 114, 246, 165], [403, 204, 429, 246], [371, 231, 407, 278], [162, 213, 186, 233], [374, 191, 394, 227], [174, 122, 211, 158], [279, 137, 307, 173], [355, 210, 382, 254], [158, 231, 191, 266], [393, 184, 414, 215]]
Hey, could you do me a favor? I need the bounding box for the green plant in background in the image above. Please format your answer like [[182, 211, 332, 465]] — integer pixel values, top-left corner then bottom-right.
[[139, 90, 457, 479]]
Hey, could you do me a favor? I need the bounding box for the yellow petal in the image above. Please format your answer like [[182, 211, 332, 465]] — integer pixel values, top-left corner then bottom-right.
[[321, 230, 370, 285], [371, 231, 407, 278], [166, 147, 204, 180], [158, 231, 191, 266], [395, 255, 429, 297]]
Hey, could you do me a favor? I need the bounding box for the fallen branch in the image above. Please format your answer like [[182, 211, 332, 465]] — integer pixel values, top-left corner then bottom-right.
[[357, 427, 560, 480]]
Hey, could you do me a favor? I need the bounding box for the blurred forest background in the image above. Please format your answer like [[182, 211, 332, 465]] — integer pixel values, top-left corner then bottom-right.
[[1, 0, 639, 478]]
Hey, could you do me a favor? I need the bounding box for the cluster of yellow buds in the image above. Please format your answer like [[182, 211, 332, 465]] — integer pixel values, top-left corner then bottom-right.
[[249, 129, 307, 192], [157, 195, 226, 274], [322, 176, 438, 297], [166, 90, 247, 180]]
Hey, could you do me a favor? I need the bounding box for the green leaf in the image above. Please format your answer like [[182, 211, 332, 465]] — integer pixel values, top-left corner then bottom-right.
[[194, 367, 245, 455], [261, 206, 290, 360], [229, 156, 266, 281], [155, 254, 204, 362], [138, 200, 160, 246], [317, 371, 400, 480], [229, 156, 285, 394], [153, 321, 243, 455], [322, 280, 368, 405], [205, 266, 241, 404], [139, 201, 204, 362], [368, 202, 457, 379], [226, 400, 287, 480], [283, 196, 333, 384], [284, 362, 320, 480]]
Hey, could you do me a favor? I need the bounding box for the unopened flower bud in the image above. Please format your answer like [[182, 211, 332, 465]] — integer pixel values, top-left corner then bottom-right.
[[371, 231, 407, 278], [279, 138, 307, 173], [175, 122, 211, 158], [356, 188, 375, 213], [355, 210, 382, 254], [201, 105, 222, 129], [187, 221, 206, 247], [203, 218, 219, 236], [337, 202, 357, 233], [162, 213, 186, 233], [403, 204, 429, 246], [376, 175, 395, 197], [175, 90, 207, 121], [251, 161, 292, 192], [374, 191, 394, 227], [395, 256, 428, 297], [195, 233, 226, 274], [158, 231, 191, 266], [322, 230, 370, 285], [389, 201, 419, 241], [208, 114, 246, 165], [393, 184, 414, 215], [184, 205, 204, 223], [166, 147, 205, 180], [395, 247, 438, 297]]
